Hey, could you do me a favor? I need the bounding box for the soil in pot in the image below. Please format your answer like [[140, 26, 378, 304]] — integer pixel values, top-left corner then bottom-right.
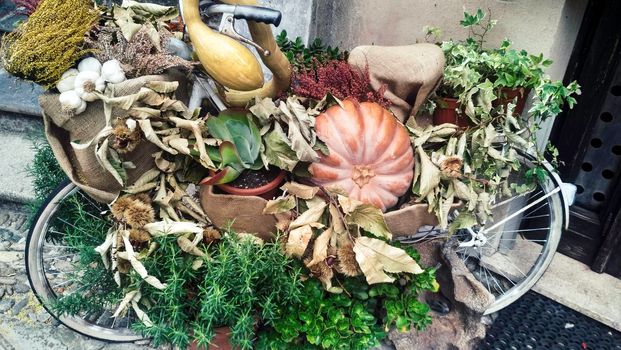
[[216, 168, 286, 200], [493, 87, 531, 116], [433, 97, 470, 128]]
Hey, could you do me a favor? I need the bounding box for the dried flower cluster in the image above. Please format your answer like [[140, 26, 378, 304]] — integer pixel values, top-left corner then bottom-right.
[[87, 26, 194, 78], [291, 59, 391, 108], [1, 0, 98, 88]]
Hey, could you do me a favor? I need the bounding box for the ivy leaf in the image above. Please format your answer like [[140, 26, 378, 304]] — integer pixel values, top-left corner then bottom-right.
[[281, 182, 319, 200], [286, 225, 313, 258], [353, 237, 424, 284], [338, 195, 391, 239], [448, 211, 478, 234], [263, 196, 296, 215], [305, 227, 333, 266]]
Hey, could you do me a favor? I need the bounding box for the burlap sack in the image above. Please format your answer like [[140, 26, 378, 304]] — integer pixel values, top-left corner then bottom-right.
[[348, 43, 445, 124], [200, 185, 277, 241], [40, 71, 189, 203]]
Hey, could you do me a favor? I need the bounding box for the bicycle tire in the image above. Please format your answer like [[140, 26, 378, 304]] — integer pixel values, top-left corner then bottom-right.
[[26, 179, 145, 343]]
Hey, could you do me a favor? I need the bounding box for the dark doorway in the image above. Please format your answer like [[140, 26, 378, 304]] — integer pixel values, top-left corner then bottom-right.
[[550, 0, 621, 278]]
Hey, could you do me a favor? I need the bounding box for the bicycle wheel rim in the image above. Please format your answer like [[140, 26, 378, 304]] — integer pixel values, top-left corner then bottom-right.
[[399, 151, 564, 315], [26, 180, 145, 342]]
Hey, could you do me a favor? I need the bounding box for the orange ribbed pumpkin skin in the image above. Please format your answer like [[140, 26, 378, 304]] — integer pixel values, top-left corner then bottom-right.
[[309, 99, 414, 212]]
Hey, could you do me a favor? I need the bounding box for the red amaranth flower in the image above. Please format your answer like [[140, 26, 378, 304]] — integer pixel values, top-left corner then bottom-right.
[[291, 59, 391, 108]]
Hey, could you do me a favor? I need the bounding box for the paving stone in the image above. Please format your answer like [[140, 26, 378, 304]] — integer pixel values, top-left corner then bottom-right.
[[13, 282, 30, 293], [0, 252, 22, 263], [10, 242, 26, 252], [0, 277, 17, 285], [0, 69, 44, 117], [11, 295, 28, 315], [0, 298, 15, 312]]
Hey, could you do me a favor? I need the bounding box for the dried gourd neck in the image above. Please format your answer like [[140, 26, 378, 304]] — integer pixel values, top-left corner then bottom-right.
[[351, 165, 376, 188]]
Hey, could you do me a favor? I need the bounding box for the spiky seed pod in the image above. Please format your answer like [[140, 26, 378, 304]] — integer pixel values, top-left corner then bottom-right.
[[203, 227, 222, 244], [116, 258, 131, 274], [110, 196, 136, 221], [129, 229, 151, 243], [111, 121, 141, 154], [131, 193, 152, 205], [124, 200, 155, 229], [304, 258, 334, 282], [335, 243, 363, 277]]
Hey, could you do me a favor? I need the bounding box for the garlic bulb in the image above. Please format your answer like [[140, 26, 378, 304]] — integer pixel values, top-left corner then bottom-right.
[[75, 100, 87, 115], [101, 60, 126, 84], [74, 71, 105, 102], [78, 57, 102, 74], [59, 90, 84, 113], [56, 69, 78, 93]]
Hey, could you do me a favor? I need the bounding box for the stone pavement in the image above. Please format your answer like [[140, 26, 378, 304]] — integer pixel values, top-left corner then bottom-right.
[[0, 202, 161, 350]]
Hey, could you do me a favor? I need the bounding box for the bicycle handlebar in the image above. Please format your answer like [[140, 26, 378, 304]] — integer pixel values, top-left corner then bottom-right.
[[206, 4, 282, 26]]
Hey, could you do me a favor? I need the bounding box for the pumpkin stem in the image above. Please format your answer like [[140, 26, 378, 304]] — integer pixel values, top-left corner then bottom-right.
[[351, 165, 376, 188]]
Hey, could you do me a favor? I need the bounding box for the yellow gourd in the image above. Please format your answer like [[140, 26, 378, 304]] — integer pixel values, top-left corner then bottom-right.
[[180, 0, 264, 91]]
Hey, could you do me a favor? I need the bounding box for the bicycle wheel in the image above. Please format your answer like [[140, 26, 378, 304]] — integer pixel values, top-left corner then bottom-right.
[[401, 150, 567, 315], [26, 179, 145, 342]]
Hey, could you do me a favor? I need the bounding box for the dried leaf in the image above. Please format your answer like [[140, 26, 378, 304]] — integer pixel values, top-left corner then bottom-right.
[[263, 196, 296, 214], [250, 97, 279, 123], [94, 229, 115, 270], [112, 290, 138, 318], [306, 227, 333, 267], [281, 182, 319, 200], [138, 119, 177, 154], [286, 225, 313, 258], [289, 202, 327, 230], [144, 220, 203, 236], [96, 139, 125, 185], [337, 195, 391, 239], [146, 81, 179, 94], [121, 230, 166, 290], [263, 124, 299, 171], [353, 236, 424, 284], [416, 146, 441, 198]]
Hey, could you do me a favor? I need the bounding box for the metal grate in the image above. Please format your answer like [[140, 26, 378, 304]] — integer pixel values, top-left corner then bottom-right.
[[481, 292, 621, 350], [573, 65, 621, 211]]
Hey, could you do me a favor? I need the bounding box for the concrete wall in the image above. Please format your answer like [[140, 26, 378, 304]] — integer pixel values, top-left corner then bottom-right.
[[307, 0, 587, 143]]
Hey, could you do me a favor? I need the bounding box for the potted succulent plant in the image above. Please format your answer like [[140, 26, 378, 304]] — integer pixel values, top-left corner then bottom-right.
[[200, 110, 285, 199]]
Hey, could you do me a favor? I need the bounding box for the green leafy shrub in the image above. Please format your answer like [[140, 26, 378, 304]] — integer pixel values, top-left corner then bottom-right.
[[134, 233, 304, 350], [256, 248, 438, 350], [276, 30, 346, 71]]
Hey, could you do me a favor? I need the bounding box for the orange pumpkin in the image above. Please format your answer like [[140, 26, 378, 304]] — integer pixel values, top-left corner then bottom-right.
[[309, 99, 414, 212]]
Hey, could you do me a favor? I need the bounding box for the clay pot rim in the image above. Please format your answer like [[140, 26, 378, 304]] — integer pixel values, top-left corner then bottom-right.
[[211, 169, 286, 197]]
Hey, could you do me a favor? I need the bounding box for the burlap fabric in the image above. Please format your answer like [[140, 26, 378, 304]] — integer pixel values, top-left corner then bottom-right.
[[348, 43, 445, 124], [40, 71, 189, 203]]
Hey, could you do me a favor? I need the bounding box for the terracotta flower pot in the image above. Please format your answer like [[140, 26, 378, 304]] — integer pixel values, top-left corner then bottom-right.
[[493, 87, 531, 115], [199, 185, 277, 241], [432, 97, 470, 128], [210, 170, 286, 200], [188, 327, 233, 350]]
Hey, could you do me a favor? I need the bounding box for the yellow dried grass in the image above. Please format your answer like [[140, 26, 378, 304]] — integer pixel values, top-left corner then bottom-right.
[[1, 0, 98, 88]]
